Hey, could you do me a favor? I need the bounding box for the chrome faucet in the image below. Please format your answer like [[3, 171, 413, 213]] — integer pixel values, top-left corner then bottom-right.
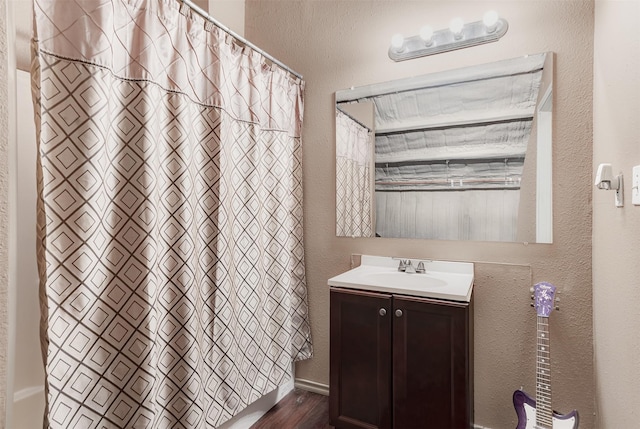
[[397, 259, 416, 274], [396, 258, 425, 274]]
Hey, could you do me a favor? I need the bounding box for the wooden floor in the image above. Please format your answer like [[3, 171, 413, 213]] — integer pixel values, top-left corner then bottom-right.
[[250, 389, 333, 429]]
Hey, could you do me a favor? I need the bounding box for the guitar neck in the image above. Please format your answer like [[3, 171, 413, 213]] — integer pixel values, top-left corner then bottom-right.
[[536, 315, 553, 428]]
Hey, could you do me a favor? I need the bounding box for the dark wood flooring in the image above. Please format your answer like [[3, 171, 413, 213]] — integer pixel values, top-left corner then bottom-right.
[[250, 389, 333, 429]]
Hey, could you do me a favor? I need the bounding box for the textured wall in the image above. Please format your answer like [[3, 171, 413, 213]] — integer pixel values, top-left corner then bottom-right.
[[246, 1, 595, 427], [209, 0, 245, 35], [0, 0, 10, 423], [593, 1, 640, 427]]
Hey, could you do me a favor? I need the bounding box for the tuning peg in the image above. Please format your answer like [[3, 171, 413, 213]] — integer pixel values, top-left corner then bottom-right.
[[530, 294, 534, 300], [530, 302, 535, 308], [555, 306, 560, 311], [529, 287, 534, 293]]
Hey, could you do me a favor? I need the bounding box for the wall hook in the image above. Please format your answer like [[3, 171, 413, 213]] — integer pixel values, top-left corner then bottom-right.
[[595, 163, 623, 207]]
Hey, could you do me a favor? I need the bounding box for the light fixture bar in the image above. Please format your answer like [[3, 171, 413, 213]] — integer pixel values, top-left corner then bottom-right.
[[388, 18, 508, 62]]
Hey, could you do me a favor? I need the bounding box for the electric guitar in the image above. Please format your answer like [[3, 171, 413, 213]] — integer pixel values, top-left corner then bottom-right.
[[513, 282, 579, 429]]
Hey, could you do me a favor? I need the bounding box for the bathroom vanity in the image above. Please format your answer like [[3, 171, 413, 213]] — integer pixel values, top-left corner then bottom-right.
[[328, 256, 474, 429]]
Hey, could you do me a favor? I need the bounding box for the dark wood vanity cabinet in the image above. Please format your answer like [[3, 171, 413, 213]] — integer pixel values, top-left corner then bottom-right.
[[329, 287, 473, 429]]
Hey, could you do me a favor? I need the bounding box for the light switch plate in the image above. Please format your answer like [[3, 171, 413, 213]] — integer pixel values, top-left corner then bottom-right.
[[633, 165, 640, 206]]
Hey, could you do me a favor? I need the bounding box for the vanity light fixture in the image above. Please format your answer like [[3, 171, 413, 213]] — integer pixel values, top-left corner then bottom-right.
[[388, 11, 508, 61]]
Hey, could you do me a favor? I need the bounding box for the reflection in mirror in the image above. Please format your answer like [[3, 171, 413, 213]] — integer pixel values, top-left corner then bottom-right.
[[335, 52, 554, 243], [335, 107, 375, 237]]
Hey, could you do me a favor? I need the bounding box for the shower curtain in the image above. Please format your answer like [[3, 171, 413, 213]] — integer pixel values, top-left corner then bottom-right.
[[335, 110, 374, 237], [32, 0, 312, 427]]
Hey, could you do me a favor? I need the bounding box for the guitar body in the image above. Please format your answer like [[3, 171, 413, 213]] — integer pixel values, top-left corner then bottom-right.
[[513, 390, 579, 429]]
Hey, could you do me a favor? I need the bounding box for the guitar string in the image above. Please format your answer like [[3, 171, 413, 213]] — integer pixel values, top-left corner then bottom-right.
[[536, 315, 553, 427]]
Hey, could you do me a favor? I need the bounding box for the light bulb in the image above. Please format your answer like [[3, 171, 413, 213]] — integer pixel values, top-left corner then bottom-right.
[[449, 18, 464, 39], [483, 10, 499, 32], [419, 25, 434, 46], [391, 33, 405, 52]]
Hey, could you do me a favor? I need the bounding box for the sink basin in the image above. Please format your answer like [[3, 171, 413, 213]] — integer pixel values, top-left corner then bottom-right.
[[361, 271, 448, 288], [328, 255, 474, 302]]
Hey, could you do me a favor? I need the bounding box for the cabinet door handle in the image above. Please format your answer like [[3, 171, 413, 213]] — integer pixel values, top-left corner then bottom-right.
[[379, 308, 387, 316], [395, 309, 403, 317]]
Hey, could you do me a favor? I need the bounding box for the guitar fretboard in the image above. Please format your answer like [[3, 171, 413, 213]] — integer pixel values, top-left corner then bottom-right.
[[536, 315, 552, 429]]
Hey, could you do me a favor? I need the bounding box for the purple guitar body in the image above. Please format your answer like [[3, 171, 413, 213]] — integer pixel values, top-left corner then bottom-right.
[[513, 389, 579, 429], [513, 282, 579, 429]]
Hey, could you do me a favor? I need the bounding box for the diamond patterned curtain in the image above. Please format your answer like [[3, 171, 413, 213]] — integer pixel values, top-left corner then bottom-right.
[[335, 110, 374, 237], [32, 1, 312, 427]]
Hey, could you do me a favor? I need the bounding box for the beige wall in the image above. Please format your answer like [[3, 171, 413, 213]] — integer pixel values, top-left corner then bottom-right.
[[1, 0, 608, 427], [1, 0, 10, 423], [209, 0, 245, 35], [246, 1, 595, 427], [593, 1, 640, 427]]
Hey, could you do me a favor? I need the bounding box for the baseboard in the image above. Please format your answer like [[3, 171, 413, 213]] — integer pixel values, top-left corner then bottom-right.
[[294, 378, 330, 396]]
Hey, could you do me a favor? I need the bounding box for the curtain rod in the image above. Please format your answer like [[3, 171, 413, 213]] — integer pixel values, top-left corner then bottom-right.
[[181, 0, 303, 80]]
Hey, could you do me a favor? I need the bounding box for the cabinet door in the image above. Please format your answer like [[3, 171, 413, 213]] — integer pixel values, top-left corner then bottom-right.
[[330, 288, 392, 429], [392, 296, 472, 429]]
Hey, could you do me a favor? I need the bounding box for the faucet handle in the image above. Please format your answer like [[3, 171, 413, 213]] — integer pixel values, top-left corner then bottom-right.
[[397, 259, 406, 272], [416, 261, 426, 274]]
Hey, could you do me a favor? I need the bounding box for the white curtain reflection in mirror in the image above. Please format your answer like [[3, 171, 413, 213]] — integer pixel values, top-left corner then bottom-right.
[[335, 52, 553, 242], [336, 110, 375, 237]]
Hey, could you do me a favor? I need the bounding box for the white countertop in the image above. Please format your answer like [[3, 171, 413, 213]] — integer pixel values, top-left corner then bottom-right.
[[328, 255, 474, 302]]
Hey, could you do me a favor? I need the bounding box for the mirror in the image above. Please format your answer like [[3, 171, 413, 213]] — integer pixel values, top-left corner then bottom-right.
[[335, 52, 554, 243]]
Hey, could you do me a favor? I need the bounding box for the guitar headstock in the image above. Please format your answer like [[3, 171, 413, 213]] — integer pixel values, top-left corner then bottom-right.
[[533, 282, 557, 318]]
